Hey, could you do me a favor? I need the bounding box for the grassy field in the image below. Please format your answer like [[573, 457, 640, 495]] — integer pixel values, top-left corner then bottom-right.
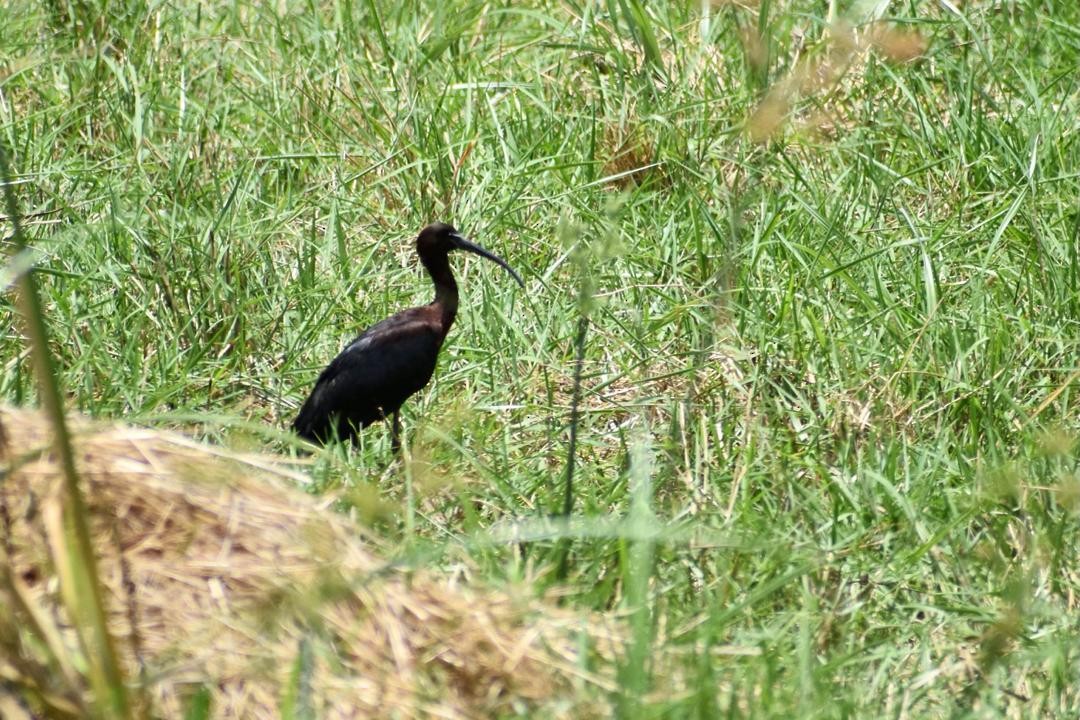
[[3, 0, 1080, 716]]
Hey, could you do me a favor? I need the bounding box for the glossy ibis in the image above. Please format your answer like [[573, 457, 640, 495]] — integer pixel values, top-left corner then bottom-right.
[[292, 222, 524, 449]]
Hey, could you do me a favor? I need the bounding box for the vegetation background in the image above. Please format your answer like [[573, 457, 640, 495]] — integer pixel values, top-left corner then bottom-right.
[[3, 0, 1080, 716]]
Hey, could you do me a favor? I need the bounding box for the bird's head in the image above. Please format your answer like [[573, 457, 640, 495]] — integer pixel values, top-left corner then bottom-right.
[[416, 223, 525, 287]]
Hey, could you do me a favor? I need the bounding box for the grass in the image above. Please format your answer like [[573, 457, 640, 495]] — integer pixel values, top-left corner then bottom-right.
[[3, 0, 1080, 716]]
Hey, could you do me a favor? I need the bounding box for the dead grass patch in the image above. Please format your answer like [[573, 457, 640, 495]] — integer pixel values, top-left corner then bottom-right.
[[0, 406, 618, 718], [746, 20, 930, 143]]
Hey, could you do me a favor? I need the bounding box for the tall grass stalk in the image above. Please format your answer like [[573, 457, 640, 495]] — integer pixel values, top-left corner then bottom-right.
[[0, 142, 131, 719]]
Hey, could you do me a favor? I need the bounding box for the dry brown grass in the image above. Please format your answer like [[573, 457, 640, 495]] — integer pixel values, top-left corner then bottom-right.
[[746, 21, 929, 143], [601, 122, 664, 190], [0, 406, 618, 718]]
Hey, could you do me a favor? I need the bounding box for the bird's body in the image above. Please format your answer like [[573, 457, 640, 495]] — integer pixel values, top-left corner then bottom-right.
[[291, 223, 522, 448], [291, 308, 445, 444]]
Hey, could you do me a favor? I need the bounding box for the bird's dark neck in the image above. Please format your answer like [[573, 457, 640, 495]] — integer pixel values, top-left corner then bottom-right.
[[422, 254, 458, 331]]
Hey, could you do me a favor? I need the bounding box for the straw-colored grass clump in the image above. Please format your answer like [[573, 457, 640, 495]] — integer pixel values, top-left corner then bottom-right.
[[0, 406, 613, 718]]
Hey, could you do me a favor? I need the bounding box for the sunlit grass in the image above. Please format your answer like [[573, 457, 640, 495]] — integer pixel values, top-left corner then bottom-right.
[[3, 0, 1080, 716]]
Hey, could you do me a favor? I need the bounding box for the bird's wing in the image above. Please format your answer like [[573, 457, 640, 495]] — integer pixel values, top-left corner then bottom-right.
[[292, 317, 444, 441]]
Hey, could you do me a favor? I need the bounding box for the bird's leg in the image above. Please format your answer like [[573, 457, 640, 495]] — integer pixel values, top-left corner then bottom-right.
[[391, 410, 402, 454]]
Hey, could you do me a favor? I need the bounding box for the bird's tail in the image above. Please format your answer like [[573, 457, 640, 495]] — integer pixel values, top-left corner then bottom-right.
[[291, 398, 326, 443]]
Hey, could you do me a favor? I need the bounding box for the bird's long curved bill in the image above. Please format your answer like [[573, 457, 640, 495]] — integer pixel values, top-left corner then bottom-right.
[[450, 233, 525, 288]]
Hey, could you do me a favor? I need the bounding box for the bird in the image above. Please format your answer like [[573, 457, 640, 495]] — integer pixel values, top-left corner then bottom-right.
[[291, 222, 524, 450]]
